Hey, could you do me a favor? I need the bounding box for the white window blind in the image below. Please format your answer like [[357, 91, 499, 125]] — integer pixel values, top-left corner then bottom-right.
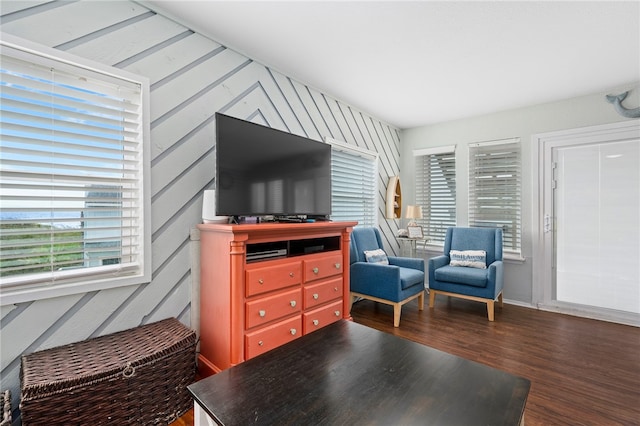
[[0, 39, 149, 297], [468, 138, 521, 252], [328, 138, 377, 227], [414, 146, 456, 244]]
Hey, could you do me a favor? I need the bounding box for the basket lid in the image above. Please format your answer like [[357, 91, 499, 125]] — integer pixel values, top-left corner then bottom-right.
[[21, 317, 195, 395]]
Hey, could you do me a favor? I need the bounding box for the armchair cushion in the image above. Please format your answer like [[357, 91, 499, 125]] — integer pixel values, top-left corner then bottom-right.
[[434, 265, 488, 287], [350, 262, 423, 302], [364, 248, 389, 265], [398, 267, 425, 290]]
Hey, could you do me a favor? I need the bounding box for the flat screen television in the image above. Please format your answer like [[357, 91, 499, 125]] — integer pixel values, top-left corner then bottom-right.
[[215, 113, 332, 218]]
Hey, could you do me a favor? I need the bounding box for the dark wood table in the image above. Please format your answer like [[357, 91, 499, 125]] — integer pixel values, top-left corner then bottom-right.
[[188, 320, 530, 425]]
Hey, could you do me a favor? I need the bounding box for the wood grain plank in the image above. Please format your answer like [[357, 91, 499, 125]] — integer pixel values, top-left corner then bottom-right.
[[67, 14, 186, 65], [0, 1, 52, 16], [308, 87, 345, 141], [148, 60, 256, 160], [37, 286, 136, 347], [150, 122, 214, 196], [151, 150, 215, 234], [152, 199, 202, 270], [324, 96, 357, 145], [256, 69, 308, 138], [124, 33, 221, 85], [269, 70, 322, 141], [151, 47, 248, 122], [289, 79, 333, 139], [0, 294, 83, 370], [225, 86, 288, 130], [97, 243, 192, 337], [143, 272, 191, 325], [0, 1, 149, 47]]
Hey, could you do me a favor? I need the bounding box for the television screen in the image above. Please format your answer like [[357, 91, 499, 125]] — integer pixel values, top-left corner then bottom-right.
[[215, 113, 332, 218]]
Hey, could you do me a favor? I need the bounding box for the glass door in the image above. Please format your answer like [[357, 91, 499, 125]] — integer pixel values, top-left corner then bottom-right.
[[552, 140, 639, 314]]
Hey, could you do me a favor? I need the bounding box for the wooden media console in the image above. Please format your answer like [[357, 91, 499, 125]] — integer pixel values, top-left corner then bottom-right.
[[197, 221, 357, 376]]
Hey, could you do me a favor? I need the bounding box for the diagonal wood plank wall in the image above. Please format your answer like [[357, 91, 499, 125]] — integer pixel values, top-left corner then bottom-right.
[[0, 0, 402, 416]]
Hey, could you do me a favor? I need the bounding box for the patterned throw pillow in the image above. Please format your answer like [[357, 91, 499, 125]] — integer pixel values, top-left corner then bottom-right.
[[450, 250, 487, 269], [364, 249, 389, 265]]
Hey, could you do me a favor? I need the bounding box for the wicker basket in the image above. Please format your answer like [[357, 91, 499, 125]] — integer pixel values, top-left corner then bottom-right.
[[20, 317, 196, 425], [1, 390, 11, 426]]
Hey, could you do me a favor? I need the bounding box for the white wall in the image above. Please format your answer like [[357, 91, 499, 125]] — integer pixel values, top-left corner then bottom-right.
[[400, 83, 640, 305]]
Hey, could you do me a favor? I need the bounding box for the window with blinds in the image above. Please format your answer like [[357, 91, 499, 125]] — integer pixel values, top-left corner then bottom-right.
[[0, 38, 150, 299], [414, 146, 456, 244], [327, 138, 377, 227], [468, 138, 521, 253]]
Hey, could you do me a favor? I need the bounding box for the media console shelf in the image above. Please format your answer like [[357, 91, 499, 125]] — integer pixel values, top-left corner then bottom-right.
[[197, 221, 357, 376]]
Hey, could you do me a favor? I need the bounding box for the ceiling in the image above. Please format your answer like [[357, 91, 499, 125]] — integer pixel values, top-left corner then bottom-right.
[[143, 1, 640, 130]]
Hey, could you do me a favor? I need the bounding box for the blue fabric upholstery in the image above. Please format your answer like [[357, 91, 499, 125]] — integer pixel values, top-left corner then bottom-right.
[[350, 227, 425, 326], [428, 227, 504, 320]]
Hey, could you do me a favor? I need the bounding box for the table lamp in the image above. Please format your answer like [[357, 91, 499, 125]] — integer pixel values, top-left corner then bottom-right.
[[405, 205, 422, 227]]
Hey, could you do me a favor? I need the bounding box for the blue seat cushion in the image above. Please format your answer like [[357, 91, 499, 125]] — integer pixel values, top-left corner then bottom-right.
[[399, 267, 424, 290], [434, 265, 487, 288]]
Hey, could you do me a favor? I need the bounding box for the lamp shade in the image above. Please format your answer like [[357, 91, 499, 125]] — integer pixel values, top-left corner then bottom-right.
[[405, 205, 423, 220]]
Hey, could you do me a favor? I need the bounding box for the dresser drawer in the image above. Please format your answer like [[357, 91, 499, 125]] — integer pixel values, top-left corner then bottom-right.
[[303, 277, 343, 310], [245, 316, 302, 360], [303, 300, 343, 335], [246, 261, 302, 297], [303, 252, 343, 283], [246, 288, 302, 329]]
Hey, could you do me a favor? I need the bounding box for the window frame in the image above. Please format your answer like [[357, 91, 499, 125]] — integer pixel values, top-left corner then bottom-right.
[[325, 137, 378, 228], [0, 33, 151, 304]]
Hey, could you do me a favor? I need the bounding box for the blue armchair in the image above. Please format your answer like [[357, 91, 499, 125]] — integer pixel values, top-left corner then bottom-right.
[[350, 227, 425, 327], [428, 227, 504, 321]]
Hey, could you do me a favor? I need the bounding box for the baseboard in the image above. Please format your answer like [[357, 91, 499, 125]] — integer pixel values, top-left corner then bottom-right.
[[502, 298, 535, 309], [537, 302, 640, 328]]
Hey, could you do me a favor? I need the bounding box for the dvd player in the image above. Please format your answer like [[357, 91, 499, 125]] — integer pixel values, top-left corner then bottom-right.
[[246, 248, 288, 261]]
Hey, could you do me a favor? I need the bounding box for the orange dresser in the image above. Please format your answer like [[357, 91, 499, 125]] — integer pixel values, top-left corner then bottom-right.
[[197, 221, 356, 376]]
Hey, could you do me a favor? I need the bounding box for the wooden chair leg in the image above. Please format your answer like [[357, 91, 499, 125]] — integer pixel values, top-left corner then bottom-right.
[[498, 292, 504, 308], [393, 303, 401, 327], [418, 291, 425, 311], [429, 290, 436, 308], [349, 294, 357, 312], [487, 300, 495, 321]]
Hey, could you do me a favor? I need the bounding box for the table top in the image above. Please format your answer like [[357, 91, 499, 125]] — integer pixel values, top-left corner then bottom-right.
[[188, 320, 530, 426]]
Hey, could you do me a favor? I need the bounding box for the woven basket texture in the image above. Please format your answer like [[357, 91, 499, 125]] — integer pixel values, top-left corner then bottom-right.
[[1, 389, 11, 426], [20, 317, 196, 425]]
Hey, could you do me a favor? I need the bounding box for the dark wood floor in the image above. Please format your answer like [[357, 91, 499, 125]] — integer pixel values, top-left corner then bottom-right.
[[173, 297, 640, 426]]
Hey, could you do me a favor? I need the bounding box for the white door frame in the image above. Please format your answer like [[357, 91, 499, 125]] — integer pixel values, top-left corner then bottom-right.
[[532, 119, 640, 326]]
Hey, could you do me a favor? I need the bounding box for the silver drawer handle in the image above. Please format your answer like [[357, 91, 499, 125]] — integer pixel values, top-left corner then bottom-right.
[[335, 263, 341, 269], [259, 310, 266, 317], [258, 278, 264, 284], [258, 340, 264, 346], [289, 272, 294, 277], [313, 293, 319, 300], [313, 319, 319, 326], [334, 310, 340, 317], [312, 267, 319, 274], [334, 287, 338, 292], [290, 300, 297, 308], [290, 328, 297, 335]]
